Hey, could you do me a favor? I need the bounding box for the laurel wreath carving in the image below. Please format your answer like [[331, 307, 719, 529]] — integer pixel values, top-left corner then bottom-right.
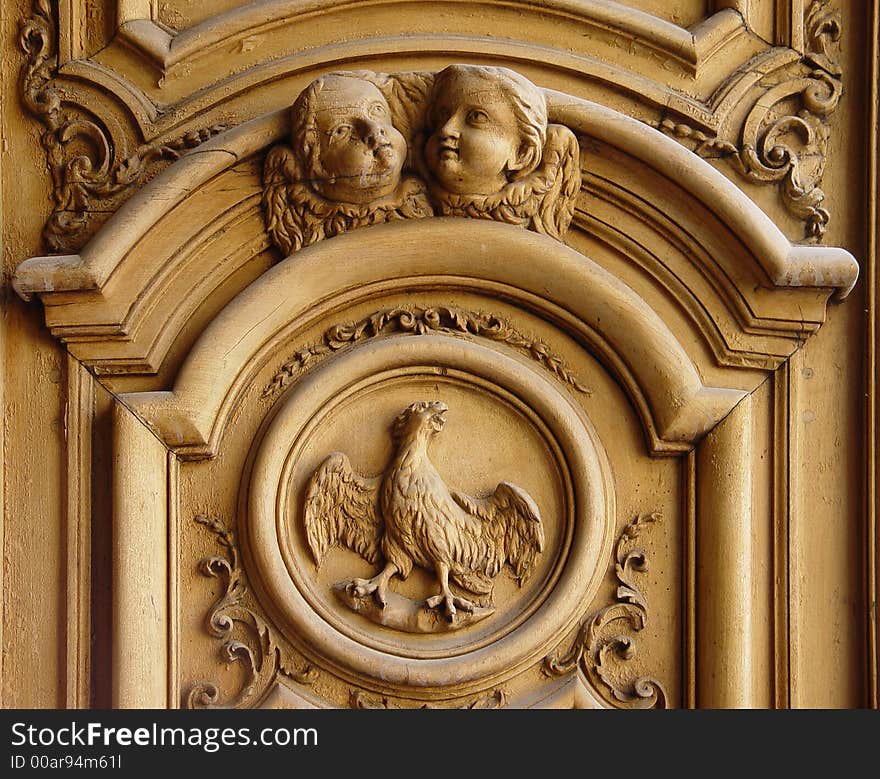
[[19, 1, 224, 252], [543, 512, 668, 709], [185, 515, 317, 710], [264, 305, 591, 399], [651, 0, 842, 241]]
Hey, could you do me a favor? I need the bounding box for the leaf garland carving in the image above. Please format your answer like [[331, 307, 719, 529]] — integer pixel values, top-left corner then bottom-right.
[[185, 515, 317, 710], [19, 1, 224, 253], [264, 305, 591, 398], [350, 689, 508, 709], [652, 0, 843, 241], [543, 512, 668, 709]]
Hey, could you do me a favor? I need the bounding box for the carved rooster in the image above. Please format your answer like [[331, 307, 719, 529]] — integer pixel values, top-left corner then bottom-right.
[[304, 401, 545, 620]]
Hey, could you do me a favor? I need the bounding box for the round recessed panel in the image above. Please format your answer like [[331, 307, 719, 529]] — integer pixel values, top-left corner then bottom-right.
[[247, 334, 613, 690]]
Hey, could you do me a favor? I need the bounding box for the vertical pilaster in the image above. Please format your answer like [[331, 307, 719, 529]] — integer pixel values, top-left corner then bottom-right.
[[696, 396, 762, 708], [112, 401, 168, 708]]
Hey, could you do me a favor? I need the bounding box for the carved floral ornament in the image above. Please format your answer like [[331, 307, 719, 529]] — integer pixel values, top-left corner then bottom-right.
[[263, 305, 591, 399], [187, 516, 317, 711], [19, 1, 226, 252]]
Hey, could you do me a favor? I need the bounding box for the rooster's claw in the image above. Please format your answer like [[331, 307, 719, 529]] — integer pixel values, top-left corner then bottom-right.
[[425, 592, 475, 621], [347, 574, 390, 608]]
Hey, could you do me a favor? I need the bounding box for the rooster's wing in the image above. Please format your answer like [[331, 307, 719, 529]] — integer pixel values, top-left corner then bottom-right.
[[450, 481, 545, 585], [303, 452, 383, 567]]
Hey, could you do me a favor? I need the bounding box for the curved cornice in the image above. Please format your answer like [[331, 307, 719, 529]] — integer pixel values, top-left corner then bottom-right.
[[13, 83, 857, 457], [117, 1, 739, 73], [64, 4, 760, 141], [14, 91, 857, 311], [118, 219, 745, 458], [22, 1, 832, 258], [14, 110, 284, 302], [545, 94, 858, 299]]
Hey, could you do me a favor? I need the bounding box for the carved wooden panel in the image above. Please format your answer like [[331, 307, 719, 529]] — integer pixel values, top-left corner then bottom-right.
[[20, 1, 843, 251], [5, 0, 874, 710], [173, 274, 678, 708]]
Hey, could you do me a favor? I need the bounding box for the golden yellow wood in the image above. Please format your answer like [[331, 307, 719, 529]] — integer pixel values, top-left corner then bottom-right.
[[1, 0, 876, 709]]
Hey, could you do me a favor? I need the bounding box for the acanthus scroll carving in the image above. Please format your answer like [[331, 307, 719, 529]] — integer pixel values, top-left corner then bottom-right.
[[262, 66, 580, 255], [19, 1, 224, 253], [543, 512, 669, 709], [304, 401, 545, 631], [653, 0, 843, 241], [263, 305, 591, 399], [185, 515, 317, 710]]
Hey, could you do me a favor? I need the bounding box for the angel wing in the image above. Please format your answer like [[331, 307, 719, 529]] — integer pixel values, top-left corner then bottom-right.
[[303, 452, 383, 567], [262, 144, 303, 256], [450, 481, 545, 586], [530, 123, 581, 240]]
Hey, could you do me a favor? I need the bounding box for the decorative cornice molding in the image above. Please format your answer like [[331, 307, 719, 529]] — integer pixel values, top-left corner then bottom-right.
[[127, 1, 725, 72], [16, 2, 849, 255], [544, 512, 669, 709]]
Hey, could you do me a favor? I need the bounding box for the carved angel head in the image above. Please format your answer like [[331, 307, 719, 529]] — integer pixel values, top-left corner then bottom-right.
[[262, 72, 433, 256], [425, 64, 548, 196], [289, 73, 408, 205], [421, 65, 580, 240]]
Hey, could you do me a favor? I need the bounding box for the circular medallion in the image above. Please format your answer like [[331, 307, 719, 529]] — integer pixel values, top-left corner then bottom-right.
[[247, 334, 613, 691]]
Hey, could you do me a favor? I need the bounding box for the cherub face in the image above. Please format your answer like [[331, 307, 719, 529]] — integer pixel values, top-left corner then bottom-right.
[[425, 73, 524, 195], [309, 76, 407, 204]]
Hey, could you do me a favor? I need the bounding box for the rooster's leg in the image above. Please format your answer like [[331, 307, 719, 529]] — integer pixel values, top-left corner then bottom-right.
[[347, 562, 398, 608], [425, 563, 476, 620]]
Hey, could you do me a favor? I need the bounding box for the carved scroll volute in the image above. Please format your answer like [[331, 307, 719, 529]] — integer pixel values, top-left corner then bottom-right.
[[544, 513, 669, 709], [186, 516, 316, 710], [655, 0, 844, 241], [733, 0, 842, 240], [261, 66, 581, 256], [19, 1, 224, 252]]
